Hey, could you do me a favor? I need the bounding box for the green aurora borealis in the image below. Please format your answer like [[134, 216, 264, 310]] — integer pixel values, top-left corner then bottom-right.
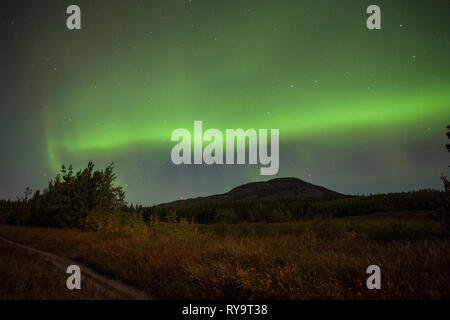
[[1, 0, 449, 204]]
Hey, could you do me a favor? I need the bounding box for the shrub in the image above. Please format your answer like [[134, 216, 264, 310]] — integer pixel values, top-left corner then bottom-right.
[[83, 210, 149, 237], [148, 211, 198, 239]]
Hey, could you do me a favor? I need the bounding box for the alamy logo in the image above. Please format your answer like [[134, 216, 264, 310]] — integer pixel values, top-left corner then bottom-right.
[[366, 5, 381, 30], [366, 265, 381, 289], [171, 121, 279, 175], [66, 5, 81, 30], [66, 265, 81, 290]]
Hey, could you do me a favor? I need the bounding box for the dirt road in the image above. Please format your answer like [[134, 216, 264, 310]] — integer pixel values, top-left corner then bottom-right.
[[0, 236, 151, 300]]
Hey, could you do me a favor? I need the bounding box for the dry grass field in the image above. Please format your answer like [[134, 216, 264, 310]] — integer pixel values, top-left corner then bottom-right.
[[0, 210, 449, 299]]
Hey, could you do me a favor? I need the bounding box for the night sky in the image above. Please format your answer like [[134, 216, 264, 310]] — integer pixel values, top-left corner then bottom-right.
[[0, 0, 449, 205]]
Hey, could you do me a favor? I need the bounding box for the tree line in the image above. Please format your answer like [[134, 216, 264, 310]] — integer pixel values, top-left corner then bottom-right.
[[0, 165, 446, 228], [143, 189, 443, 224], [0, 123, 448, 228]]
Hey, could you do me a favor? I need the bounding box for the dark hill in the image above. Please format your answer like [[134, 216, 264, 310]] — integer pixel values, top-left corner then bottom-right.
[[158, 177, 345, 208]]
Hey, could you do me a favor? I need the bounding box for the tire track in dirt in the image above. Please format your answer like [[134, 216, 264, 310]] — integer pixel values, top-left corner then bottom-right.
[[0, 236, 151, 300]]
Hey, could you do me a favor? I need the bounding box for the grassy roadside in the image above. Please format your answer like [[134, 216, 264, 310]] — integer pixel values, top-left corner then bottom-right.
[[0, 240, 118, 299], [198, 210, 448, 240], [0, 211, 449, 299]]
